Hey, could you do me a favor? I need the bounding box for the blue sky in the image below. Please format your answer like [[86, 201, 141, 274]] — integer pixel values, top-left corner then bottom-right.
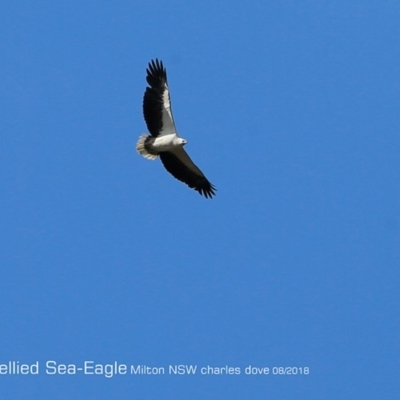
[[1, 1, 399, 398]]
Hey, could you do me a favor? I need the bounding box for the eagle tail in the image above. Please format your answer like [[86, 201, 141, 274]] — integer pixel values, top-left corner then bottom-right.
[[136, 134, 158, 160]]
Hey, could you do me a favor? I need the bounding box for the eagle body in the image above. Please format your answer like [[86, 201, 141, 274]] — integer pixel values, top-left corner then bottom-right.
[[137, 133, 186, 160], [136, 59, 216, 199]]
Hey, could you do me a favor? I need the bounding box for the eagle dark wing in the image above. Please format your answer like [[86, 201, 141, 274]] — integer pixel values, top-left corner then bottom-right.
[[159, 149, 216, 199], [143, 59, 176, 137]]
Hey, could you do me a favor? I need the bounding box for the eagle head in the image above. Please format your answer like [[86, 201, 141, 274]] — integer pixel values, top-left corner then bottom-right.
[[176, 137, 187, 147]]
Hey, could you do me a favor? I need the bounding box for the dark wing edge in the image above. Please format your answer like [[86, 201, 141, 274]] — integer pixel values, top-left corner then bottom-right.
[[143, 59, 168, 137], [146, 59, 167, 88], [159, 151, 216, 199]]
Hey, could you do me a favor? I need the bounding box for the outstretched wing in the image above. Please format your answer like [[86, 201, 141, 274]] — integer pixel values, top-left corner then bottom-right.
[[143, 59, 176, 137], [159, 149, 216, 199]]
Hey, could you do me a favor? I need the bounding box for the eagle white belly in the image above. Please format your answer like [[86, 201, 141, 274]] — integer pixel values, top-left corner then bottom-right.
[[153, 134, 180, 151]]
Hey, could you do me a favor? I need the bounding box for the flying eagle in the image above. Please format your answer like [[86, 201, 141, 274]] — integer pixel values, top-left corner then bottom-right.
[[136, 59, 216, 199]]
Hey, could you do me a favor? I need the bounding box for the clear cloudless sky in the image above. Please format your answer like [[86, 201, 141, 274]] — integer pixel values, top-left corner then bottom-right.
[[1, 1, 399, 399]]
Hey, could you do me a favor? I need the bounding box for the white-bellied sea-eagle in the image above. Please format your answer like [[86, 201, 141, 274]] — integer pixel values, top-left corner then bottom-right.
[[136, 59, 216, 199]]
